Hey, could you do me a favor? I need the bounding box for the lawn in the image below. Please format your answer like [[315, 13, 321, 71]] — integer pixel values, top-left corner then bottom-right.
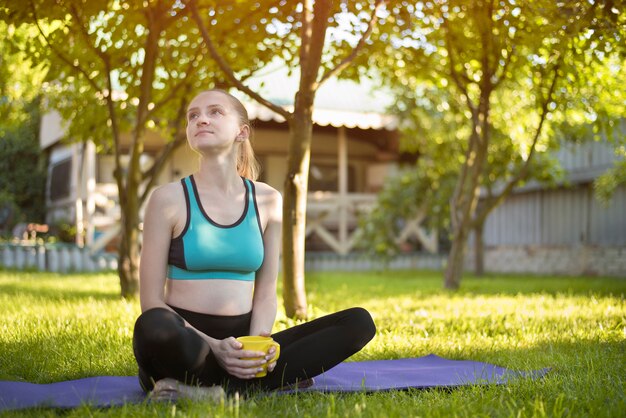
[[0, 269, 624, 417]]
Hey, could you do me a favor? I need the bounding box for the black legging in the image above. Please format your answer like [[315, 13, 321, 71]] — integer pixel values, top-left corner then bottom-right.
[[133, 305, 376, 394]]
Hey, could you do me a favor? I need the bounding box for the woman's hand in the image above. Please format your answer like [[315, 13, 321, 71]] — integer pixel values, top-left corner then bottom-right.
[[210, 337, 268, 379], [259, 332, 279, 374]]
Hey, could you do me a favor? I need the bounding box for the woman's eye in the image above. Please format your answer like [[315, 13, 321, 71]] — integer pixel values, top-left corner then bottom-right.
[[210, 108, 222, 115], [188, 113, 198, 120]]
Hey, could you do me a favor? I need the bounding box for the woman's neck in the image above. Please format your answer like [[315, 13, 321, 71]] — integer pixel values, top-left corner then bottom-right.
[[194, 155, 242, 194]]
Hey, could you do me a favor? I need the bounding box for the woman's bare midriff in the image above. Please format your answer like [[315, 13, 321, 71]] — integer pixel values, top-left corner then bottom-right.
[[164, 278, 254, 315]]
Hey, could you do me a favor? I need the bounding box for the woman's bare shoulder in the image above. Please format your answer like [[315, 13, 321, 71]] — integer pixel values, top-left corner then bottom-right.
[[251, 180, 282, 202], [146, 180, 186, 213], [250, 180, 282, 223]]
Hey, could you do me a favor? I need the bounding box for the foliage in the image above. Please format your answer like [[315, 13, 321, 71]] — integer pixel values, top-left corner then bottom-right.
[[595, 158, 626, 203], [0, 98, 47, 227], [46, 220, 78, 243], [0, 192, 19, 237], [357, 161, 456, 262], [1, 0, 255, 297], [0, 21, 48, 229], [361, 0, 626, 288], [0, 21, 48, 131], [548, 7, 626, 203], [0, 270, 624, 417]]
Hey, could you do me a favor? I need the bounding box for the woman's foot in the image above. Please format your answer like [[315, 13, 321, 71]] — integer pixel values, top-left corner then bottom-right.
[[282, 377, 315, 391], [149, 378, 225, 403]]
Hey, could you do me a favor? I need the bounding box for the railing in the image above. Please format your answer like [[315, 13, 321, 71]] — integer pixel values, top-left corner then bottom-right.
[[306, 192, 438, 255], [92, 183, 120, 228]]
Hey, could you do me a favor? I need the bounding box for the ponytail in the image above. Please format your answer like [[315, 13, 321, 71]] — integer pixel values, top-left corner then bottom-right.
[[237, 138, 260, 180]]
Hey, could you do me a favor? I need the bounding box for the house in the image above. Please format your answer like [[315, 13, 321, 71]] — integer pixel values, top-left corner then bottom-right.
[[39, 76, 439, 266], [39, 70, 624, 276]]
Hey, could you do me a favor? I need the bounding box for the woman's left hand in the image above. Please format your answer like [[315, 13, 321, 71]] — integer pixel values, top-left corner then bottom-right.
[[259, 332, 278, 373]]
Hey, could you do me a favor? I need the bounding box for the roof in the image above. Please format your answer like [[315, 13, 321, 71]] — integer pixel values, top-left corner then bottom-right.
[[239, 63, 398, 131], [245, 101, 398, 131]]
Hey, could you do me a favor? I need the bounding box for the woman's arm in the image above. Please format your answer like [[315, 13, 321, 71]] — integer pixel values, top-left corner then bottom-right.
[[139, 184, 181, 313], [249, 185, 283, 336]]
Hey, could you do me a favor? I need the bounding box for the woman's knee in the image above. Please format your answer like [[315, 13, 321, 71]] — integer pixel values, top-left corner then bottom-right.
[[133, 307, 185, 346], [345, 307, 376, 344]]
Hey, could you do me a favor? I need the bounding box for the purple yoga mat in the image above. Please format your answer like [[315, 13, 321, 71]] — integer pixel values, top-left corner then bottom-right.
[[0, 354, 549, 410], [0, 375, 145, 410], [289, 354, 549, 393]]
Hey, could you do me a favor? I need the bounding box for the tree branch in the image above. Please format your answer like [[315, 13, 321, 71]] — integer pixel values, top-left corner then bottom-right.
[[492, 45, 514, 89], [298, 0, 333, 95], [31, 0, 129, 196], [68, 3, 109, 64], [141, 87, 190, 187], [146, 57, 199, 119], [318, 0, 386, 84], [140, 131, 187, 204], [29, 1, 102, 93], [470, 1, 599, 228], [185, 0, 291, 120], [65, 2, 129, 197], [472, 57, 562, 227], [477, 0, 495, 94], [442, 15, 475, 114]]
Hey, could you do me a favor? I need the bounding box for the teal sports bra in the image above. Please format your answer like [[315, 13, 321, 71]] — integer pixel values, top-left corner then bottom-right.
[[167, 175, 264, 281]]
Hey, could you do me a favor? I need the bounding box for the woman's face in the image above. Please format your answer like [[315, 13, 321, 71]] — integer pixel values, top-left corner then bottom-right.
[[185, 91, 248, 154]]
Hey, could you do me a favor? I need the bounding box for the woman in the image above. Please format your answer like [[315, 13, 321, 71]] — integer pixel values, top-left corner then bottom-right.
[[132, 89, 376, 400]]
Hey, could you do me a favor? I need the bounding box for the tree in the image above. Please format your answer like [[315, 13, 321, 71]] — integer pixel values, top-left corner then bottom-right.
[[368, 0, 625, 288], [1, 0, 225, 297], [358, 86, 562, 272], [186, 0, 385, 318]]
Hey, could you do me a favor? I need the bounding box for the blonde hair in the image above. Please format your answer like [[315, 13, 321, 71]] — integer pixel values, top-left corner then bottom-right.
[[237, 139, 260, 181], [199, 88, 260, 181]]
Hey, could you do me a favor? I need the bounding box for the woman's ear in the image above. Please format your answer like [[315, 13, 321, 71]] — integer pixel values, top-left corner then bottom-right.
[[236, 125, 250, 142]]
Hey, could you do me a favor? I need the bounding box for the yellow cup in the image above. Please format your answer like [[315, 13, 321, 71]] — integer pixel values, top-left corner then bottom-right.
[[236, 336, 281, 378]]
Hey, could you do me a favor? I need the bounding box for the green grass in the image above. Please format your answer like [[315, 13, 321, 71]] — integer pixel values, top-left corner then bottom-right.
[[0, 269, 624, 417]]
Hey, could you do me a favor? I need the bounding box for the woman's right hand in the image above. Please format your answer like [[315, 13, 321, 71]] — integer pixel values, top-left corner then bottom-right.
[[210, 337, 268, 379]]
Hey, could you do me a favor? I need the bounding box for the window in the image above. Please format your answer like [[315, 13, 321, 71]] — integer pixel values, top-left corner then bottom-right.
[[49, 159, 72, 201]]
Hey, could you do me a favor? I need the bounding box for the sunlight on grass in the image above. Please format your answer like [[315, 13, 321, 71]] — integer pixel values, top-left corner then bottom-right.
[[0, 269, 624, 417]]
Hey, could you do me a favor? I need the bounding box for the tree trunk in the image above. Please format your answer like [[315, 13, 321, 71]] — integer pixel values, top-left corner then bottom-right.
[[116, 10, 161, 299], [444, 223, 469, 289], [118, 210, 140, 298], [474, 220, 485, 276], [282, 110, 313, 319], [445, 152, 487, 289], [280, 0, 333, 320]]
